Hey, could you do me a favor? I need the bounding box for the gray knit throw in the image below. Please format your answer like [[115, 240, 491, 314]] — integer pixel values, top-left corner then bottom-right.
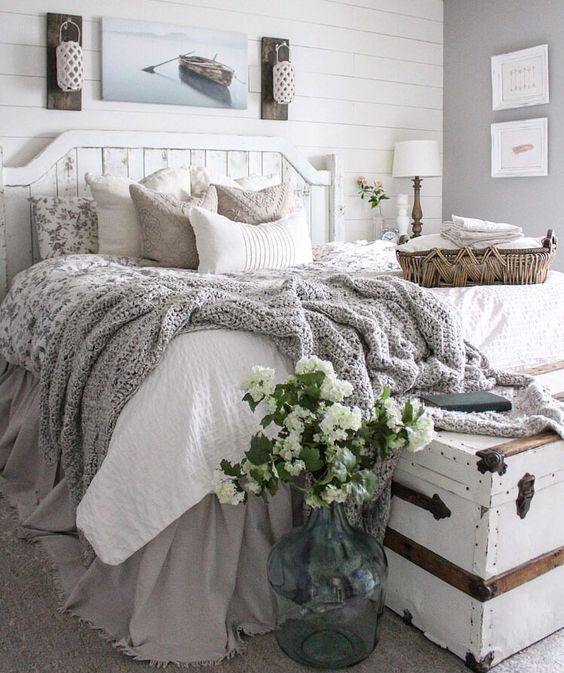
[[38, 271, 564, 544]]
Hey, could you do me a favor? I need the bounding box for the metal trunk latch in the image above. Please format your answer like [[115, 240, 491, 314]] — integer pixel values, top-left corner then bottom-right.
[[475, 448, 507, 475], [516, 473, 535, 519]]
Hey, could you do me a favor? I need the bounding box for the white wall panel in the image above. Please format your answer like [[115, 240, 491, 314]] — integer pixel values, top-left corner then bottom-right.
[[0, 0, 443, 244]]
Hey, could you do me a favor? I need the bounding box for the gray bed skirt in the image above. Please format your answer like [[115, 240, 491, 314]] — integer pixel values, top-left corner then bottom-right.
[[0, 363, 294, 666]]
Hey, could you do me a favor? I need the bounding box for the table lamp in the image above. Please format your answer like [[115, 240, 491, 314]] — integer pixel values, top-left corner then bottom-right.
[[392, 140, 441, 238]]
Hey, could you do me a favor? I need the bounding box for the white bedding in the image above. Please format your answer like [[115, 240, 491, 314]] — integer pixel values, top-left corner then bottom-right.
[[76, 262, 564, 565]]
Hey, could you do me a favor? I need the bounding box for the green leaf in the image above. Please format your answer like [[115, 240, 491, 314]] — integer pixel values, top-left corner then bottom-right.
[[267, 478, 279, 497], [275, 461, 292, 481], [300, 446, 324, 472], [260, 414, 275, 428], [403, 400, 414, 424], [296, 371, 325, 387], [219, 459, 243, 479], [242, 392, 260, 412], [337, 447, 357, 470], [246, 433, 273, 465]]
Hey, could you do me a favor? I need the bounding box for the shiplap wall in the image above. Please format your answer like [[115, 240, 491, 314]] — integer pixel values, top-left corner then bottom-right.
[[0, 0, 443, 240]]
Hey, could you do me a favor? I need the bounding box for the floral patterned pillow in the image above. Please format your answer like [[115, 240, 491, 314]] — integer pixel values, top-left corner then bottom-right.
[[30, 196, 98, 260]]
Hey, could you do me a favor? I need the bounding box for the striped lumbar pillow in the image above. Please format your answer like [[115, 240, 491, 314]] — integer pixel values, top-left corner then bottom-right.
[[190, 207, 313, 274]]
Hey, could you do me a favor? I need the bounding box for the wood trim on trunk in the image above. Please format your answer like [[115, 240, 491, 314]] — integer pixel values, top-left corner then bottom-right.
[[517, 360, 564, 376], [384, 528, 564, 602], [490, 431, 561, 458]]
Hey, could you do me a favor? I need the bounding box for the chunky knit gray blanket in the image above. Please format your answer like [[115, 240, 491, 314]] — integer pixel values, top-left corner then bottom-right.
[[37, 268, 564, 542]]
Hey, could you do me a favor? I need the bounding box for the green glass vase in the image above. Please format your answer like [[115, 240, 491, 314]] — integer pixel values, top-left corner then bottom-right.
[[267, 502, 387, 669]]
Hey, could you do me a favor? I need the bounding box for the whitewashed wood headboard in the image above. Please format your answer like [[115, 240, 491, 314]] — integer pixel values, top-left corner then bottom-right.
[[0, 130, 345, 300]]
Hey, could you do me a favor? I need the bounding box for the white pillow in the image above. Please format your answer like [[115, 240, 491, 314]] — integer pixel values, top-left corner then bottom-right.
[[86, 168, 192, 257], [141, 167, 191, 200], [190, 207, 313, 274], [190, 165, 279, 194], [190, 166, 239, 194], [235, 174, 279, 190], [398, 233, 542, 252], [86, 174, 140, 257]]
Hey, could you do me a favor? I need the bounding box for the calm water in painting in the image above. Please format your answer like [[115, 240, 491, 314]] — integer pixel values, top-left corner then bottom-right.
[[102, 18, 248, 110]]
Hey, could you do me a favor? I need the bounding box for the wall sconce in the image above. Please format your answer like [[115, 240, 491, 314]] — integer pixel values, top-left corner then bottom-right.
[[273, 42, 295, 105], [56, 19, 84, 92], [47, 13, 83, 111], [261, 37, 293, 120]]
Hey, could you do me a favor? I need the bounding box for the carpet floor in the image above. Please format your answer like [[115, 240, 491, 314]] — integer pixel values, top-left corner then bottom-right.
[[0, 494, 562, 673]]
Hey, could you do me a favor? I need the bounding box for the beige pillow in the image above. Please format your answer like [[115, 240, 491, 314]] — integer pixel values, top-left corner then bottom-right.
[[215, 183, 296, 224], [190, 207, 313, 274], [129, 184, 217, 269]]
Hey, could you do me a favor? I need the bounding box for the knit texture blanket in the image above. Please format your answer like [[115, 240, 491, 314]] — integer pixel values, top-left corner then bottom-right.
[[33, 265, 563, 541]]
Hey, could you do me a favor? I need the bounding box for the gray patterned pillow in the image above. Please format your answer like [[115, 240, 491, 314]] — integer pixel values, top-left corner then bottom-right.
[[214, 183, 296, 224], [129, 184, 218, 269], [30, 196, 98, 260]]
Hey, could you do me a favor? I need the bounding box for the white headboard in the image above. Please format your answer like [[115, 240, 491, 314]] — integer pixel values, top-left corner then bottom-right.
[[0, 130, 344, 299]]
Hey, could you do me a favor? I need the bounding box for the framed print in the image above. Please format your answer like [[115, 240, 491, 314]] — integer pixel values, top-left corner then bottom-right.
[[102, 17, 248, 110], [491, 44, 549, 111], [491, 118, 547, 178]]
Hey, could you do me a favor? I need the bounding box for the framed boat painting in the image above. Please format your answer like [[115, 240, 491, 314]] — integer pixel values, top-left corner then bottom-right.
[[101, 18, 248, 109]]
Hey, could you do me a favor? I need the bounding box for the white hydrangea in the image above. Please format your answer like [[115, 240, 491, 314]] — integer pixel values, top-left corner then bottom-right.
[[382, 397, 403, 432], [241, 366, 276, 402], [284, 405, 313, 435], [319, 403, 362, 443], [244, 476, 262, 495], [388, 435, 407, 450], [295, 356, 335, 377], [284, 459, 306, 476], [265, 396, 278, 415], [319, 375, 353, 403], [279, 432, 302, 461], [213, 470, 245, 505], [321, 483, 349, 504], [305, 492, 325, 508], [405, 412, 436, 452]]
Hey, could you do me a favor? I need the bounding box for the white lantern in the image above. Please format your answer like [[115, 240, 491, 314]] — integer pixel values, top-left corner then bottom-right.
[[273, 42, 295, 105], [56, 20, 84, 92]]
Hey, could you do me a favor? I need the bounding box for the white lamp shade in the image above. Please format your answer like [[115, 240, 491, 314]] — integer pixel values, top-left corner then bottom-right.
[[392, 140, 442, 177]]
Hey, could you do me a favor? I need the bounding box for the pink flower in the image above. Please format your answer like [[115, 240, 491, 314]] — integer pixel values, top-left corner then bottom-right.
[[375, 180, 384, 188], [356, 176, 368, 186]]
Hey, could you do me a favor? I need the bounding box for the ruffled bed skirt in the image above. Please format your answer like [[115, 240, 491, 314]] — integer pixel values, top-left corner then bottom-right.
[[0, 362, 294, 666]]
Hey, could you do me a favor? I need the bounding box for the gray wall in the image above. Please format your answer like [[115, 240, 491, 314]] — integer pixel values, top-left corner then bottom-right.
[[443, 0, 562, 270]]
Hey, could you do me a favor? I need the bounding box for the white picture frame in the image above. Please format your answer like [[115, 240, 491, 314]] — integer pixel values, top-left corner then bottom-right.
[[491, 117, 548, 178], [491, 44, 549, 110]]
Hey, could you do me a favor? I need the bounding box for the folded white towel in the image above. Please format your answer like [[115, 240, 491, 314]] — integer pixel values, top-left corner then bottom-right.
[[450, 215, 523, 235], [398, 232, 542, 252], [441, 215, 523, 248]]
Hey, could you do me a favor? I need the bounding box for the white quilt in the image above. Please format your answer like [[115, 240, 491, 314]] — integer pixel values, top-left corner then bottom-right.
[[76, 262, 564, 565]]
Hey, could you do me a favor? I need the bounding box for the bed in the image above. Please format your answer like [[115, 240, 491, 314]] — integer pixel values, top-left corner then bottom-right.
[[0, 131, 563, 667]]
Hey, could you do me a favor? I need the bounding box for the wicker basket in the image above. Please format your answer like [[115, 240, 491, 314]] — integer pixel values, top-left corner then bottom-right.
[[397, 229, 557, 288]]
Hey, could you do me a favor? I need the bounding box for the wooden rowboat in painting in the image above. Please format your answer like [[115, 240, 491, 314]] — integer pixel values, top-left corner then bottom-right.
[[178, 55, 234, 87]]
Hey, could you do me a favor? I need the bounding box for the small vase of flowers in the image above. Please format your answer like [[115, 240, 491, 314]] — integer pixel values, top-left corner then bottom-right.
[[356, 177, 390, 240], [215, 356, 435, 669]]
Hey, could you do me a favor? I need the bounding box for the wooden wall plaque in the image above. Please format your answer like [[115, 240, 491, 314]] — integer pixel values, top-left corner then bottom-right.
[[261, 37, 289, 121], [47, 12, 82, 111]]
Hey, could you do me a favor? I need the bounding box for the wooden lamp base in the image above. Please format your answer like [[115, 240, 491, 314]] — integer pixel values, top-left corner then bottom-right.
[[411, 175, 423, 238]]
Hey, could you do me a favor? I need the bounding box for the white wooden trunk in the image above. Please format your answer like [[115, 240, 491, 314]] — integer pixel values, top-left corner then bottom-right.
[[385, 364, 564, 671]]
